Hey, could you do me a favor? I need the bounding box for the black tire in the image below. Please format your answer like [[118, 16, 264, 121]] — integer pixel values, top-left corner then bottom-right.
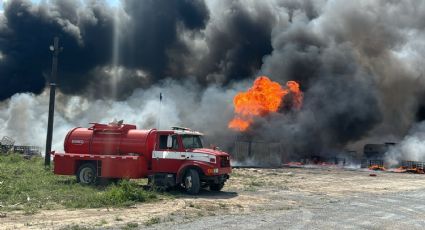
[[210, 183, 224, 191], [183, 169, 200, 195], [76, 163, 97, 185]]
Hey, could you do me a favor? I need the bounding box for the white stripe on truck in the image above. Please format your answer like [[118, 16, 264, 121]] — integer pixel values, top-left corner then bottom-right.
[[152, 151, 215, 163]]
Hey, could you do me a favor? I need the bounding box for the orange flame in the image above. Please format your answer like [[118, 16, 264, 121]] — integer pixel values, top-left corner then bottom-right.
[[286, 80, 303, 110], [228, 76, 303, 131]]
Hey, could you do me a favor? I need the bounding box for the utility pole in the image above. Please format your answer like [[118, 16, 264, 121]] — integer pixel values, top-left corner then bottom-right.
[[45, 36, 61, 167]]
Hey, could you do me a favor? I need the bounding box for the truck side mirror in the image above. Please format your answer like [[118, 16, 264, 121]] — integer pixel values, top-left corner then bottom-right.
[[166, 135, 173, 148]]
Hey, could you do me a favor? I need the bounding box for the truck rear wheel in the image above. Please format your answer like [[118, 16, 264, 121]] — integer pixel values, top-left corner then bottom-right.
[[76, 163, 97, 185], [183, 169, 200, 195], [209, 183, 224, 191]]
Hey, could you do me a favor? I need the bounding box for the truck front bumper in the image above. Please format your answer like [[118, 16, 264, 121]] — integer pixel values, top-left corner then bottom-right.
[[202, 174, 230, 184]]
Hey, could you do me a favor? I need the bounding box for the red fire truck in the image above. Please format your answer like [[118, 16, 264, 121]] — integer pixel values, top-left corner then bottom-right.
[[52, 122, 231, 194]]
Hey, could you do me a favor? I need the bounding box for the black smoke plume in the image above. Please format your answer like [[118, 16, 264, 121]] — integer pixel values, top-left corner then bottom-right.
[[0, 0, 211, 100], [0, 0, 424, 162]]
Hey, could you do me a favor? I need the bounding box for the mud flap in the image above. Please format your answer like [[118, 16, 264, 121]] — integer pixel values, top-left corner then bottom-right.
[[148, 173, 176, 190]]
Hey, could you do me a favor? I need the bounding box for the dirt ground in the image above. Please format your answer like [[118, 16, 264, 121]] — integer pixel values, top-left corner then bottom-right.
[[2, 167, 425, 229]]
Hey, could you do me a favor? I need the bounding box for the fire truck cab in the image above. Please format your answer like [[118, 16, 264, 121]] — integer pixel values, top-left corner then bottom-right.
[[53, 122, 231, 194]]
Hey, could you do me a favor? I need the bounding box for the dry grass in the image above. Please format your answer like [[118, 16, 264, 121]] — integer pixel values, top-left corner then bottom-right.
[[0, 154, 160, 214]]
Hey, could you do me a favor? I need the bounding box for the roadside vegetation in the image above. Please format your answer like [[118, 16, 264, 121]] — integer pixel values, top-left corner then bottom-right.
[[0, 154, 160, 214]]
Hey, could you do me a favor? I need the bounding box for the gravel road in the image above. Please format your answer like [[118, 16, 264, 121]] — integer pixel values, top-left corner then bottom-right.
[[149, 189, 425, 230], [148, 168, 425, 230], [3, 167, 425, 229]]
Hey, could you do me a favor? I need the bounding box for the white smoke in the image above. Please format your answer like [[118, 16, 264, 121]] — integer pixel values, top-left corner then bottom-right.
[[0, 79, 244, 154], [385, 121, 425, 166]]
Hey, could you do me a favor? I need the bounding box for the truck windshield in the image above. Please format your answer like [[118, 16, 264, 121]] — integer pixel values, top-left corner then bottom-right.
[[181, 135, 203, 149]]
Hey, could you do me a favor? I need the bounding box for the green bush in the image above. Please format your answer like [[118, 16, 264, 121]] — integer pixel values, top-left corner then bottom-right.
[[102, 180, 157, 204], [0, 154, 158, 212]]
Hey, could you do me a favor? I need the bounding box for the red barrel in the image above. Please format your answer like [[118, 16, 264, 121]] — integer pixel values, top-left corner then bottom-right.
[[64, 123, 156, 158]]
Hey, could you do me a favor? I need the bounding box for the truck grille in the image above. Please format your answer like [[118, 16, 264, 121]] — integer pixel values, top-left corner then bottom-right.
[[220, 156, 230, 168]]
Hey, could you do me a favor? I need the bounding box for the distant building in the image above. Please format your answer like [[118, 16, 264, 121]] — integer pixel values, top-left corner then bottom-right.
[[363, 143, 396, 159]]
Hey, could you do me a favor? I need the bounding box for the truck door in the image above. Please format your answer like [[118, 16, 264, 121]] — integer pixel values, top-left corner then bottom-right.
[[151, 133, 185, 173]]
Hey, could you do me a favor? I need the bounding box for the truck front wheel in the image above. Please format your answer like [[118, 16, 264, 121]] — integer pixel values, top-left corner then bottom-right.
[[183, 169, 200, 195], [76, 163, 97, 185]]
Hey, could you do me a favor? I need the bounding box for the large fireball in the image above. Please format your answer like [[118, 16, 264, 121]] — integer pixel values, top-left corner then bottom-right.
[[228, 76, 303, 131]]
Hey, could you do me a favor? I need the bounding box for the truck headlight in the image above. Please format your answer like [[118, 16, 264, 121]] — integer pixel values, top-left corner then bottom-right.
[[207, 168, 219, 174]]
